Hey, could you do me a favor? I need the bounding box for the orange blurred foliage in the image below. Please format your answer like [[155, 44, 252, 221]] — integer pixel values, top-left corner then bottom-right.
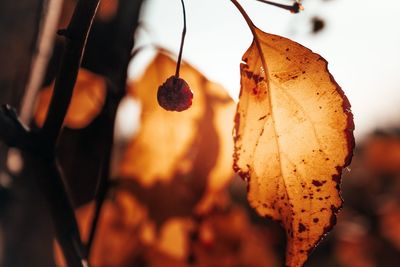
[[364, 136, 400, 174], [120, 52, 235, 214], [35, 68, 106, 129]]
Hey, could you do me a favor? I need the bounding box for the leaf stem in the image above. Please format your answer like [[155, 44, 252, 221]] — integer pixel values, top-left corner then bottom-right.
[[255, 0, 303, 13], [230, 0, 268, 80], [175, 0, 186, 78]]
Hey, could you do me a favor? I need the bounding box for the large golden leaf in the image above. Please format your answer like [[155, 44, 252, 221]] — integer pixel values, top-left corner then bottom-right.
[[233, 26, 354, 266]]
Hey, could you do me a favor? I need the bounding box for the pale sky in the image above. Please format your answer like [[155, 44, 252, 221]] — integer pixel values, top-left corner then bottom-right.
[[127, 0, 400, 140]]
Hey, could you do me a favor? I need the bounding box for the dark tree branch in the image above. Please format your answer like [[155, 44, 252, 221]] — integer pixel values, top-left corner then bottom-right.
[[0, 0, 101, 266], [0, 0, 145, 265], [41, 0, 100, 150], [0, 105, 32, 150], [0, 108, 86, 267]]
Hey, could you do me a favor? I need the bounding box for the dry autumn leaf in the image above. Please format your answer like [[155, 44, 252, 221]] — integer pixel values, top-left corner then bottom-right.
[[233, 24, 354, 266], [35, 68, 106, 129], [120, 52, 235, 216]]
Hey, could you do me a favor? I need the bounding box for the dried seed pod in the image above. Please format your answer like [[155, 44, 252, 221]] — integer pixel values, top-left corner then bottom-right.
[[157, 76, 193, 112]]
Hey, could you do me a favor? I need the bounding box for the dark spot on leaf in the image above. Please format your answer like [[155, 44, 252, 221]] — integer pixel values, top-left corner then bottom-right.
[[313, 218, 319, 223], [259, 115, 267, 120], [312, 180, 323, 187], [299, 223, 307, 233], [253, 74, 260, 83], [245, 70, 253, 79]]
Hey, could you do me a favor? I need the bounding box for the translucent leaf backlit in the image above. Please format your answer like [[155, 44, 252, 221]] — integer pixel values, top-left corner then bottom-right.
[[233, 26, 354, 266]]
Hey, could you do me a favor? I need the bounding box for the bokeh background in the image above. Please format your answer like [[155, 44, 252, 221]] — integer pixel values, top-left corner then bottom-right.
[[1, 0, 400, 267]]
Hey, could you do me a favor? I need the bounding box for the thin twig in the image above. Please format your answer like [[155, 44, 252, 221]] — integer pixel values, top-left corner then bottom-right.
[[87, 94, 118, 255], [175, 0, 187, 78], [85, 0, 144, 255], [255, 0, 303, 13]]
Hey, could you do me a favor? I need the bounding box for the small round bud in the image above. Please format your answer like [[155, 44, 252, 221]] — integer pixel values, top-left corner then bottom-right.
[[157, 76, 193, 112]]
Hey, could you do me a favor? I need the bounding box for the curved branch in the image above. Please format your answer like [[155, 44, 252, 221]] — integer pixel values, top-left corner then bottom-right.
[[40, 0, 100, 150]]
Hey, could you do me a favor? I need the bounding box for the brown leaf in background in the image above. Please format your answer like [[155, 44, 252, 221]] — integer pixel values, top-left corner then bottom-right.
[[35, 68, 106, 129], [54, 189, 148, 267], [379, 200, 400, 250], [119, 52, 235, 221], [364, 136, 400, 174], [233, 26, 354, 266], [194, 207, 280, 267]]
